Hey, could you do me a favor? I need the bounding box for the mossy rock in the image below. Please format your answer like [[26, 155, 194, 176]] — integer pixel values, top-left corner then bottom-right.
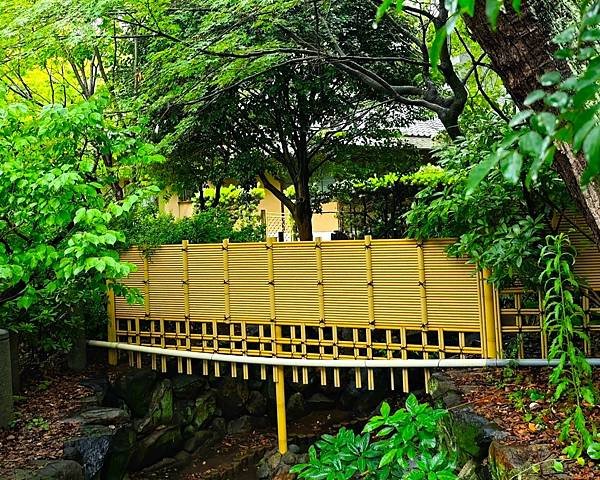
[[101, 427, 136, 480], [134, 379, 174, 434], [112, 369, 158, 417], [443, 408, 509, 463], [488, 441, 567, 480], [192, 391, 217, 430], [129, 426, 183, 471], [216, 377, 250, 419], [63, 424, 135, 480], [171, 374, 207, 400]]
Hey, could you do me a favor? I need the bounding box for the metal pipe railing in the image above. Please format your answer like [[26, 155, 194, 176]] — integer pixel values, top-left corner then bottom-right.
[[87, 340, 600, 368]]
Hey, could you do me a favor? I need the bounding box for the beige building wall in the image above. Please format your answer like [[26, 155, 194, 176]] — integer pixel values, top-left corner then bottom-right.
[[313, 202, 339, 240], [159, 193, 194, 219], [257, 173, 284, 216]]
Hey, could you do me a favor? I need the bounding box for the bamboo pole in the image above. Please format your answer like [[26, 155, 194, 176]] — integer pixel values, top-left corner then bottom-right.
[[182, 240, 192, 374], [267, 237, 288, 454], [482, 269, 498, 359]]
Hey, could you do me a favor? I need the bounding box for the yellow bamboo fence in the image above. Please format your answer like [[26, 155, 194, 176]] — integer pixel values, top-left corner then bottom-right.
[[98, 233, 600, 454]]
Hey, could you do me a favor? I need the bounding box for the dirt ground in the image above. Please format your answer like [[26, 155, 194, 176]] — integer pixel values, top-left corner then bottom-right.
[[446, 368, 600, 479]]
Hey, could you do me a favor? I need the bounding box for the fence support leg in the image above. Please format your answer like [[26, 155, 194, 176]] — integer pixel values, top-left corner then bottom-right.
[[482, 269, 498, 359], [107, 285, 118, 366], [0, 329, 14, 429], [275, 364, 288, 454]]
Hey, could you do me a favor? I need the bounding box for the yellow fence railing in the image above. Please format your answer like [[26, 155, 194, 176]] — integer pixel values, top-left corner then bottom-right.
[[102, 233, 600, 454], [109, 237, 497, 385]]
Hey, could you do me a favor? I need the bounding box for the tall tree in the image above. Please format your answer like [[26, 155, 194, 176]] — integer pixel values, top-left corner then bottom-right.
[[152, 64, 408, 240], [463, 1, 600, 243]]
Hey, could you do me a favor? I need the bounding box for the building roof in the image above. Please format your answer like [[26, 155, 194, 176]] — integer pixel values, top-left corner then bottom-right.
[[399, 118, 445, 138]]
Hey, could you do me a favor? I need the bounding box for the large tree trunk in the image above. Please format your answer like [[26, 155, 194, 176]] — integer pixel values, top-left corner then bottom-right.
[[465, 0, 600, 244], [294, 171, 314, 241]]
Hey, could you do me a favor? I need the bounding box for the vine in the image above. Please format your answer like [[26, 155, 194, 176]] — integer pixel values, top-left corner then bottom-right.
[[540, 234, 598, 458]]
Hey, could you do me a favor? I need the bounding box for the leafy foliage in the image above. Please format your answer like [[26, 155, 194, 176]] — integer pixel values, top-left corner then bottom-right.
[[0, 93, 160, 347], [466, 2, 600, 190], [123, 206, 265, 255], [540, 234, 598, 458], [405, 113, 571, 287], [291, 395, 457, 480]]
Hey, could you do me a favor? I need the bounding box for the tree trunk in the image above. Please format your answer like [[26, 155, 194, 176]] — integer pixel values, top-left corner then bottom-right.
[[465, 0, 600, 245], [294, 163, 314, 241], [294, 207, 313, 241]]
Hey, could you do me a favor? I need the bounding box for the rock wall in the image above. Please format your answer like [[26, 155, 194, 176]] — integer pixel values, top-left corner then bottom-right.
[[45, 365, 388, 480]]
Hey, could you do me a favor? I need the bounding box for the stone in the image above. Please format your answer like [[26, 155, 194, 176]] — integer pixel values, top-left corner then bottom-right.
[[139, 457, 176, 473], [246, 390, 267, 416], [211, 416, 226, 435], [171, 374, 207, 400], [129, 426, 183, 471], [273, 474, 295, 480], [281, 451, 297, 465], [306, 393, 335, 410], [446, 408, 510, 463], [183, 429, 220, 453], [267, 451, 282, 470], [65, 407, 130, 427], [458, 459, 478, 480], [30, 460, 84, 480], [257, 448, 299, 480], [112, 368, 158, 417], [174, 450, 191, 465], [488, 441, 566, 480], [192, 391, 217, 430], [286, 392, 305, 420], [63, 424, 135, 480], [288, 444, 301, 454], [67, 327, 87, 372], [339, 379, 386, 416], [79, 378, 110, 407], [216, 377, 250, 419], [428, 373, 463, 409], [227, 415, 254, 435], [134, 379, 173, 434]]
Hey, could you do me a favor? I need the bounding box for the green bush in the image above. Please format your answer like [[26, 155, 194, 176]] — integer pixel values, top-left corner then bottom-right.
[[124, 206, 265, 253], [291, 394, 457, 480]]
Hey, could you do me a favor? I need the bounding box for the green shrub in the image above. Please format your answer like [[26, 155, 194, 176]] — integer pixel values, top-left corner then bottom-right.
[[291, 394, 457, 480], [124, 206, 265, 253]]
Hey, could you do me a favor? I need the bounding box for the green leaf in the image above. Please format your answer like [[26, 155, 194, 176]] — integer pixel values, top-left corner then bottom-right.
[[533, 112, 557, 135], [500, 151, 523, 184], [485, 0, 501, 29], [465, 152, 502, 194], [552, 460, 564, 473], [545, 91, 570, 108], [376, 0, 395, 22], [540, 71, 561, 86], [524, 90, 546, 106], [430, 23, 448, 70], [582, 126, 600, 184], [587, 442, 600, 460], [378, 449, 396, 468], [458, 0, 475, 16], [519, 131, 545, 158], [553, 25, 577, 44], [508, 110, 533, 127]]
